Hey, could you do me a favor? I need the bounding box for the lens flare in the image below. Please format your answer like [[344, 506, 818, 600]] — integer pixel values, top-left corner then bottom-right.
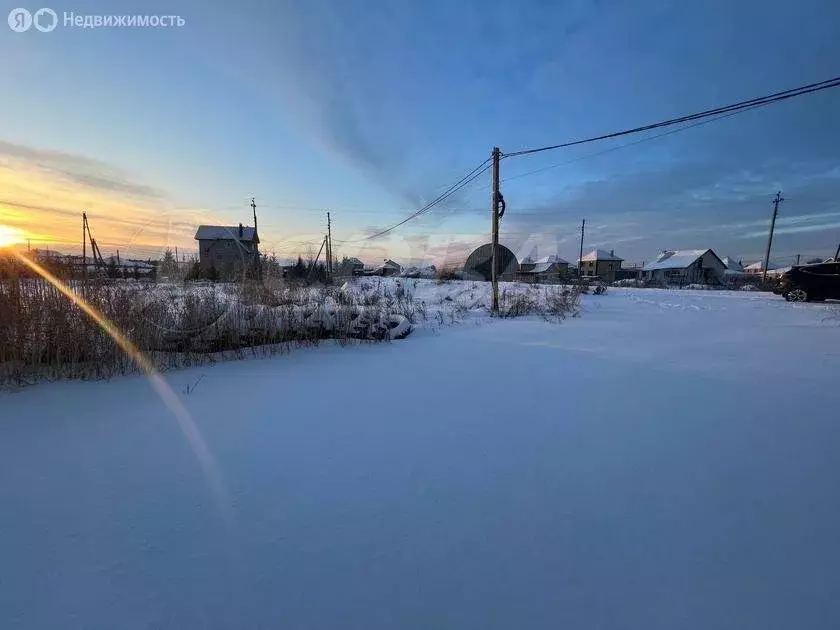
[[13, 251, 232, 520], [0, 225, 26, 248]]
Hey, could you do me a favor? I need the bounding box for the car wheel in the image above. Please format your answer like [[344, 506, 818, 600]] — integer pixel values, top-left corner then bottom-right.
[[787, 288, 809, 302]]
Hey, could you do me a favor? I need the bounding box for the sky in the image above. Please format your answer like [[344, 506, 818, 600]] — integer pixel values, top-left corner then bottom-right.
[[1, 0, 839, 266]]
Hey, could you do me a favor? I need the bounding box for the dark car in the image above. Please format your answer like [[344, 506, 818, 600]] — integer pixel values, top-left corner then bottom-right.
[[778, 262, 840, 302]]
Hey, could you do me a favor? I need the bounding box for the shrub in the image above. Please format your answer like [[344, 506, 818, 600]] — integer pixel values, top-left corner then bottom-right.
[[543, 285, 582, 319], [0, 275, 415, 387], [499, 289, 537, 318], [435, 267, 459, 282]]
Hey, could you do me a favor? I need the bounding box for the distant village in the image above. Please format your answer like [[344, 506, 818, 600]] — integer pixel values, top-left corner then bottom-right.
[[16, 218, 838, 290]]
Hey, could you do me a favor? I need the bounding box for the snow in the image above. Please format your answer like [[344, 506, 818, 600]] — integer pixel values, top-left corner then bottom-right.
[[643, 249, 710, 270], [745, 261, 788, 273], [194, 225, 257, 241], [523, 261, 558, 273], [2, 287, 840, 629], [580, 248, 623, 261], [721, 256, 744, 271], [535, 254, 569, 264]]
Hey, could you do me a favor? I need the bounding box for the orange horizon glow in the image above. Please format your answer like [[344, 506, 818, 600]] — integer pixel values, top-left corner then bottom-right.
[[0, 157, 207, 257], [0, 224, 27, 248]]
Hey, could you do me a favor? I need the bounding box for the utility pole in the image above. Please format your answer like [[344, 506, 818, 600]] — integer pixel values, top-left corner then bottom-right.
[[27, 238, 31, 252], [308, 236, 327, 282], [326, 211, 333, 280], [251, 197, 260, 279], [82, 211, 87, 282], [490, 146, 501, 313], [762, 191, 784, 283], [834, 243, 840, 262], [795, 253, 800, 266], [578, 219, 586, 278], [251, 197, 258, 235]]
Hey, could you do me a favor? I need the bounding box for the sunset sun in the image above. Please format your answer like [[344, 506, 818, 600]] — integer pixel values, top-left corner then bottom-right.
[[0, 224, 26, 248]]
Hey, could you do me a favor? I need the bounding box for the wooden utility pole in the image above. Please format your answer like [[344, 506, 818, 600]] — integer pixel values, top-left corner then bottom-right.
[[251, 197, 260, 279], [308, 236, 327, 282], [490, 146, 501, 313], [82, 212, 87, 282], [326, 211, 333, 280], [762, 191, 784, 283], [834, 242, 840, 261], [795, 253, 800, 266], [578, 219, 586, 277]]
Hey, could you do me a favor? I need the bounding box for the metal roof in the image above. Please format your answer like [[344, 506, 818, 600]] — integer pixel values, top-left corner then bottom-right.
[[522, 262, 565, 274], [643, 249, 725, 271], [580, 249, 623, 262], [644, 249, 708, 271], [194, 225, 258, 242], [535, 255, 569, 264]]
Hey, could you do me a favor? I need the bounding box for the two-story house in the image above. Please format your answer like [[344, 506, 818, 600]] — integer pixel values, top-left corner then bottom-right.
[[194, 224, 259, 274]]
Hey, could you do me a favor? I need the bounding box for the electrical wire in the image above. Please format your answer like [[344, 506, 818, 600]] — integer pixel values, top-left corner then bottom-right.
[[335, 158, 492, 242], [500, 103, 766, 184], [503, 75, 840, 158]]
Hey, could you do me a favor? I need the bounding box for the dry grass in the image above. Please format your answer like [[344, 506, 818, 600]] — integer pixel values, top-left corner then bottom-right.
[[0, 274, 413, 388], [499, 284, 582, 320]]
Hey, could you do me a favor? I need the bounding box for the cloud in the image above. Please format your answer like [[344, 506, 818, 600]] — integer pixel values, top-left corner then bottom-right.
[[0, 142, 226, 257], [0, 141, 166, 200], [741, 220, 840, 239], [488, 156, 840, 262]]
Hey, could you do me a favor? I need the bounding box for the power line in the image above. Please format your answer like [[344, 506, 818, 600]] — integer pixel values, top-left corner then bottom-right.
[[500, 104, 766, 184], [503, 75, 840, 158], [336, 158, 492, 242]]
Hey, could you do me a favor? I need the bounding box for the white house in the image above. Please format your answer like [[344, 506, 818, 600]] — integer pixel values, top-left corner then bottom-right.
[[643, 249, 727, 285], [744, 261, 790, 276], [721, 256, 744, 272], [721, 256, 745, 281]]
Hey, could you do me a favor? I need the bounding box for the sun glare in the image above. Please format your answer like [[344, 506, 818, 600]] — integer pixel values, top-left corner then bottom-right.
[[0, 224, 26, 248]]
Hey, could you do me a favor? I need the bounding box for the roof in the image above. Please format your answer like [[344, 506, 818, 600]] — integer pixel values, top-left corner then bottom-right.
[[194, 225, 258, 242], [744, 261, 785, 271], [383, 259, 401, 267], [344, 257, 364, 265], [721, 256, 744, 271], [463, 243, 519, 281], [765, 266, 792, 276], [580, 249, 623, 262], [643, 249, 724, 271], [530, 262, 564, 274], [535, 254, 569, 264]]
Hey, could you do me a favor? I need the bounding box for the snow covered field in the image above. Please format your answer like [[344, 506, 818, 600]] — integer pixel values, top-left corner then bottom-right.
[[2, 287, 840, 629]]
